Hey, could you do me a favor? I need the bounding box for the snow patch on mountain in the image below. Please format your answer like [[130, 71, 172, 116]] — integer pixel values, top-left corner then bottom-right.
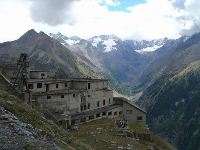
[[135, 45, 163, 54], [91, 37, 102, 47], [65, 39, 80, 46], [102, 39, 117, 52]]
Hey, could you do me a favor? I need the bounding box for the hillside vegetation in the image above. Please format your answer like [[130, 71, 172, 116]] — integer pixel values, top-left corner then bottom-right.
[[139, 61, 200, 150]]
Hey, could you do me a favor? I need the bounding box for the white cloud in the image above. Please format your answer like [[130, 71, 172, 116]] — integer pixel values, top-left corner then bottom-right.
[[0, 0, 200, 42]]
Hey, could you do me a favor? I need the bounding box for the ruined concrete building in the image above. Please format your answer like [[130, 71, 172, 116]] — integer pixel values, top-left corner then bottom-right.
[[25, 70, 146, 128]]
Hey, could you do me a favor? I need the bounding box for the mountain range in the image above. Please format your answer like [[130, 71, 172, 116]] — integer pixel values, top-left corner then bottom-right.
[[1, 29, 200, 149]]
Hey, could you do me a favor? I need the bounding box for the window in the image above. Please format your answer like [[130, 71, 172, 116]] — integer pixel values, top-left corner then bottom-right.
[[37, 83, 42, 88], [81, 105, 83, 111], [109, 98, 111, 104], [61, 95, 64, 98], [137, 116, 143, 121], [56, 84, 58, 88], [84, 105, 86, 110], [88, 95, 90, 97], [126, 110, 133, 114], [96, 113, 100, 118], [108, 111, 112, 116], [119, 111, 122, 115], [28, 84, 33, 89], [88, 83, 91, 89], [89, 115, 94, 120], [41, 73, 45, 79], [97, 101, 100, 107], [102, 112, 106, 116], [114, 112, 117, 116], [47, 95, 51, 99], [65, 83, 68, 87], [103, 99, 106, 106], [88, 103, 90, 109], [73, 94, 75, 98]]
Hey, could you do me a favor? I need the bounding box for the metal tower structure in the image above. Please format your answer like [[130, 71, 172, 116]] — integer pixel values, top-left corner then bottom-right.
[[10, 53, 29, 92]]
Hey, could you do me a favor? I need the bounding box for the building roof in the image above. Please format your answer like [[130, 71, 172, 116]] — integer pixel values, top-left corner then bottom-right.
[[113, 97, 146, 114], [27, 78, 108, 83]]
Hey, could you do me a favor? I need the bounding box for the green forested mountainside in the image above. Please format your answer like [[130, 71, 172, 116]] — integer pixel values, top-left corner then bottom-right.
[[139, 61, 200, 150]]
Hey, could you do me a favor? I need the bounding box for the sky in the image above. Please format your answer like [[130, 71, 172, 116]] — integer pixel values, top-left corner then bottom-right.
[[0, 0, 200, 42]]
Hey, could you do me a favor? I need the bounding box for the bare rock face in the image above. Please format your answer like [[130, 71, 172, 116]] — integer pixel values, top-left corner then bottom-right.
[[0, 106, 59, 150]]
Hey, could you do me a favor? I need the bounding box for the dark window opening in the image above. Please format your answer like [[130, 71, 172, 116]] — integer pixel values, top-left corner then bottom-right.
[[84, 105, 86, 110], [88, 103, 90, 109], [41, 73, 45, 79], [88, 83, 91, 89], [103, 99, 106, 106], [61, 95, 64, 98], [47, 95, 51, 99], [73, 94, 75, 98], [89, 115, 94, 120], [81, 106, 83, 111], [109, 98, 111, 104], [88, 95, 90, 97], [108, 111, 112, 116], [96, 113, 100, 118], [114, 112, 117, 116], [137, 116, 143, 121], [97, 101, 100, 107], [37, 83, 42, 88], [102, 112, 106, 116], [28, 84, 33, 89], [119, 111, 122, 115], [56, 84, 58, 88], [65, 83, 68, 87]]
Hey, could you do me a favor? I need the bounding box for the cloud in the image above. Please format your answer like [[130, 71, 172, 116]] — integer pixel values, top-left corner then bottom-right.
[[29, 0, 78, 26], [102, 0, 121, 6], [1, 0, 200, 42]]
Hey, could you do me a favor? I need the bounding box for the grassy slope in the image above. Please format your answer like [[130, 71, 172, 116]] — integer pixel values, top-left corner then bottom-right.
[[70, 119, 176, 150], [0, 76, 91, 150]]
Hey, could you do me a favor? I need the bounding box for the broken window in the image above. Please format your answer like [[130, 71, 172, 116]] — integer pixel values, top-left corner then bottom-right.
[[119, 111, 122, 115], [61, 95, 64, 98], [88, 83, 91, 89], [102, 112, 106, 116], [114, 112, 117, 116], [96, 113, 100, 118], [56, 84, 58, 88], [137, 116, 143, 121], [108, 111, 112, 116], [89, 115, 94, 120], [103, 99, 106, 106], [47, 95, 51, 99], [88, 103, 90, 109], [28, 84, 33, 89], [97, 101, 100, 107], [65, 83, 68, 87], [73, 94, 75, 98], [37, 83, 42, 88], [109, 98, 111, 104], [84, 105, 86, 110]]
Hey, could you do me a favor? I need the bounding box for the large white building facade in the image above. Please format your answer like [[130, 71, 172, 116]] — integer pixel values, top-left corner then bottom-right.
[[25, 70, 146, 128]]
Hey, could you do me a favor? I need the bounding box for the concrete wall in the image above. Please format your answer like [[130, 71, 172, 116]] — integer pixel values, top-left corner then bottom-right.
[[48, 81, 72, 91], [122, 102, 146, 126], [28, 82, 46, 92], [30, 71, 48, 79], [79, 90, 113, 112]]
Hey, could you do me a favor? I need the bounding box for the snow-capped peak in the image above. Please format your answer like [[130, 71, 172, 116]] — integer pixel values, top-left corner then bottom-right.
[[89, 35, 120, 52]]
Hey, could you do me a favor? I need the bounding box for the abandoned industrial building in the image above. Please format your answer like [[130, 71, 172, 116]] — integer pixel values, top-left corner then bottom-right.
[[23, 70, 146, 128], [1, 53, 146, 128]]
